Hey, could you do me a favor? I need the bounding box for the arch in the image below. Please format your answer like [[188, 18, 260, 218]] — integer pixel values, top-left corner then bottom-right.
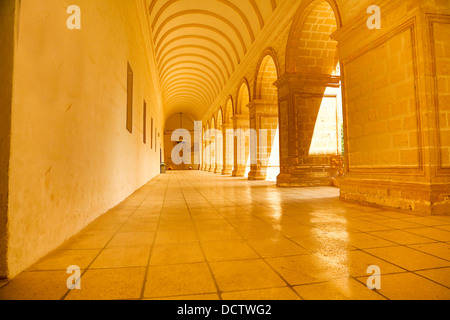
[[148, 0, 279, 120], [224, 96, 234, 124], [162, 77, 217, 101], [278, 0, 344, 186], [216, 108, 224, 131], [160, 59, 227, 86], [158, 44, 233, 81], [161, 69, 222, 95], [254, 50, 280, 101], [150, 0, 256, 46], [235, 79, 251, 115], [215, 108, 224, 172], [210, 116, 216, 130], [153, 10, 248, 55], [155, 24, 240, 66], [285, 0, 342, 74]]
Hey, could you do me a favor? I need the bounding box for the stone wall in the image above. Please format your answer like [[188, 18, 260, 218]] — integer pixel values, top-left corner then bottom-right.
[[5, 0, 165, 278], [0, 0, 16, 279]]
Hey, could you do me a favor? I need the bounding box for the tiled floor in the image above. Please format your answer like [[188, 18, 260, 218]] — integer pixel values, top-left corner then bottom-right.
[[1, 171, 449, 300]]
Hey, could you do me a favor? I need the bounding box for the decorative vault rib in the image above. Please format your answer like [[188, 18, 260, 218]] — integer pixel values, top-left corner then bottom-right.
[[148, 0, 277, 120]]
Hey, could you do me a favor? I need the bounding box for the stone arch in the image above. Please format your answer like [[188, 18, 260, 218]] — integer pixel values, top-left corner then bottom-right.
[[215, 108, 224, 173], [224, 96, 234, 124], [235, 79, 251, 115], [285, 0, 341, 75], [277, 0, 344, 187], [216, 108, 224, 131], [253, 48, 280, 100], [222, 97, 235, 175], [232, 79, 251, 177], [248, 51, 281, 181]]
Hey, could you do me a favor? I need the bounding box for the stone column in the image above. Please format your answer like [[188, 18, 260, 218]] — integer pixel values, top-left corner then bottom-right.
[[221, 123, 234, 175], [209, 133, 216, 172], [214, 128, 223, 173], [274, 73, 341, 187], [232, 115, 250, 177], [205, 130, 211, 171], [247, 100, 279, 180], [201, 139, 207, 171]]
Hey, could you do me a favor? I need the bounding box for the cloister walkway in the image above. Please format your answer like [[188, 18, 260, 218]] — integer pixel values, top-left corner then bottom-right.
[[0, 171, 449, 300]]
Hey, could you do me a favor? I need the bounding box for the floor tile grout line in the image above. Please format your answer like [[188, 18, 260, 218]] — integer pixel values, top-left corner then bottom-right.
[[7, 171, 447, 300], [186, 173, 399, 297], [193, 171, 450, 296], [361, 231, 450, 262], [176, 172, 224, 300], [60, 180, 160, 300], [350, 276, 391, 300], [189, 173, 316, 255], [180, 172, 306, 301], [355, 246, 450, 289], [408, 269, 450, 290], [189, 172, 450, 276], [197, 173, 407, 299], [139, 173, 171, 300], [399, 227, 450, 242]]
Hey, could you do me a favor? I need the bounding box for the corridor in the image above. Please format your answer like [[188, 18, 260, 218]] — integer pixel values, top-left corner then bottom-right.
[[0, 171, 449, 300]]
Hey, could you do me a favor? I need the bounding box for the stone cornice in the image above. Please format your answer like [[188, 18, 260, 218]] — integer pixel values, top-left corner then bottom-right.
[[273, 73, 341, 88]]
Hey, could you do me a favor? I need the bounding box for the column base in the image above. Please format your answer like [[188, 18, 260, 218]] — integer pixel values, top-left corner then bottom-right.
[[215, 166, 223, 174], [221, 166, 233, 175], [248, 168, 267, 180], [340, 177, 450, 216], [232, 166, 247, 177]]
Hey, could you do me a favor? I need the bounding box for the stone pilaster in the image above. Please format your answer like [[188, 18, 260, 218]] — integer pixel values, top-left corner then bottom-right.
[[247, 100, 279, 180], [221, 123, 234, 175], [232, 115, 250, 177]]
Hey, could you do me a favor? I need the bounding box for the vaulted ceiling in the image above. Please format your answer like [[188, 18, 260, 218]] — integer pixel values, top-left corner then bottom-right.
[[147, 0, 281, 120]]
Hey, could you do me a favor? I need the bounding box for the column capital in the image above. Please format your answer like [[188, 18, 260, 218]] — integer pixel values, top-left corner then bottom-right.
[[274, 73, 341, 89]]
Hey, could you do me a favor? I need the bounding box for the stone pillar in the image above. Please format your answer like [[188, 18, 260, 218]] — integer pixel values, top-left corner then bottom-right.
[[221, 123, 234, 175], [215, 128, 223, 173], [201, 139, 207, 171], [209, 133, 216, 172], [331, 0, 450, 215], [232, 115, 250, 177], [247, 100, 279, 180], [205, 131, 211, 171], [274, 73, 341, 187]]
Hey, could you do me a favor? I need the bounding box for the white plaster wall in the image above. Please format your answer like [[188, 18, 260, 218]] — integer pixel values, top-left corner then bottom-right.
[[7, 0, 164, 278]]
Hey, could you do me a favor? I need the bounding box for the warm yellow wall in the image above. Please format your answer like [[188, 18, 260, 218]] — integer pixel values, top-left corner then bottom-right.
[[7, 0, 164, 278]]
